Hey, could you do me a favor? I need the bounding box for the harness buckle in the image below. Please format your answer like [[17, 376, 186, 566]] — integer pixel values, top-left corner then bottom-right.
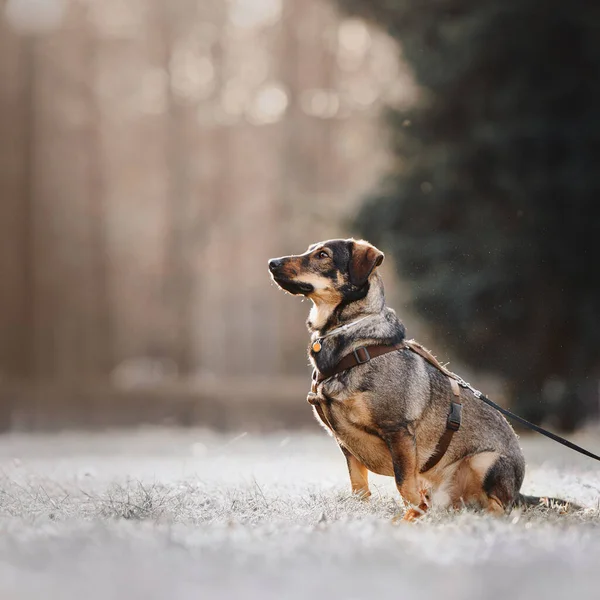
[[447, 401, 462, 431], [353, 346, 371, 364]]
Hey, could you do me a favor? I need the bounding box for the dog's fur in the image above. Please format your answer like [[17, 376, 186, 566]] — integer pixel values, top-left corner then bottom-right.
[[269, 238, 575, 519]]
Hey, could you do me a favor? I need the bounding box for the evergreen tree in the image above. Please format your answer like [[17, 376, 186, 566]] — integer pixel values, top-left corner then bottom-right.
[[338, 0, 600, 429]]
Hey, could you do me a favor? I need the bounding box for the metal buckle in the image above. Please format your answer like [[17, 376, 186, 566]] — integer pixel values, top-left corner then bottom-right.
[[447, 401, 462, 431], [353, 346, 371, 364]]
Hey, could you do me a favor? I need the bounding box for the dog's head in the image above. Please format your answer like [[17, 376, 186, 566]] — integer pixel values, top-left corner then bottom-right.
[[268, 239, 384, 305]]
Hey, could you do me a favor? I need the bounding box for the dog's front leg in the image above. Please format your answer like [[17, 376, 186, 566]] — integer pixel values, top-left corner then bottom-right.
[[384, 427, 426, 521], [339, 445, 371, 499]]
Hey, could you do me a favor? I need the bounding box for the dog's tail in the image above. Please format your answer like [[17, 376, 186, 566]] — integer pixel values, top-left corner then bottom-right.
[[515, 493, 582, 512]]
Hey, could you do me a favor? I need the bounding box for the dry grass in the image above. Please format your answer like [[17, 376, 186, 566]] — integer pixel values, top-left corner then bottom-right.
[[0, 427, 599, 600]]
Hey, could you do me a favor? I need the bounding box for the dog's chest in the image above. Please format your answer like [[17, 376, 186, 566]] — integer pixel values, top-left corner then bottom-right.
[[314, 393, 394, 477]]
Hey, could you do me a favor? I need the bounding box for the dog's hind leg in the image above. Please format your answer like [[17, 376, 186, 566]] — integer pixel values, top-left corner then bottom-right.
[[445, 452, 509, 514], [340, 446, 371, 499], [482, 454, 525, 515], [446, 452, 523, 515]]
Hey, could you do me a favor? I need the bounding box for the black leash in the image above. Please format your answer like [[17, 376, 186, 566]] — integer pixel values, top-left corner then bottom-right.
[[475, 391, 600, 463]]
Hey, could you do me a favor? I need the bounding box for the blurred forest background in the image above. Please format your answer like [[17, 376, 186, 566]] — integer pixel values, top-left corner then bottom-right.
[[339, 0, 600, 431], [0, 0, 598, 433]]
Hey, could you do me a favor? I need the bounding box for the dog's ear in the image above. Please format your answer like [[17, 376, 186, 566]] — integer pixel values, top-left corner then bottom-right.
[[348, 240, 384, 287]]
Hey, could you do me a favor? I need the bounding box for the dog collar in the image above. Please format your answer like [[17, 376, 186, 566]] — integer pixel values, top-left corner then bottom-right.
[[311, 316, 371, 353]]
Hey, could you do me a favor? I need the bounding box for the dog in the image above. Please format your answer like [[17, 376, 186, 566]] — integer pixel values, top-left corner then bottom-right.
[[269, 238, 577, 520]]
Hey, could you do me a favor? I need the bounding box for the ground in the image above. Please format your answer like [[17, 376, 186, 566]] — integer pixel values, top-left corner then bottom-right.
[[0, 426, 599, 600]]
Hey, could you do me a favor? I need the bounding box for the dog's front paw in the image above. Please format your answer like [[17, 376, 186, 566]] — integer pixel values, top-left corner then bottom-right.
[[392, 501, 428, 524], [352, 488, 372, 501], [399, 506, 426, 522]]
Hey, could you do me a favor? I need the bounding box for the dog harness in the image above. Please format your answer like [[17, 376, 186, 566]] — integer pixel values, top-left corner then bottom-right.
[[310, 339, 462, 473], [311, 338, 600, 468]]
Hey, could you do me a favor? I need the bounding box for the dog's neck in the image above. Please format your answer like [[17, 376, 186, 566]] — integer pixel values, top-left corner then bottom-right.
[[307, 273, 386, 336], [307, 273, 406, 377]]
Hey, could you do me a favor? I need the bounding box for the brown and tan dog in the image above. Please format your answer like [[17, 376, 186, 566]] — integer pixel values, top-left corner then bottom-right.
[[269, 238, 575, 520]]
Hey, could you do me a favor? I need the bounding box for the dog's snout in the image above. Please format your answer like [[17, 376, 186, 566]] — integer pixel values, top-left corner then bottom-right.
[[268, 258, 283, 273]]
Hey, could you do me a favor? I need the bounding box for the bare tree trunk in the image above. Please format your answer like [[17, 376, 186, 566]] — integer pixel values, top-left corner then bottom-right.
[[19, 37, 36, 381], [157, 0, 194, 376], [195, 12, 234, 377], [0, 35, 36, 431], [84, 21, 112, 377]]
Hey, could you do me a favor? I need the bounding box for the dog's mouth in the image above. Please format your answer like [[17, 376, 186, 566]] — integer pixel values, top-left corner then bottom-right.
[[271, 275, 314, 296]]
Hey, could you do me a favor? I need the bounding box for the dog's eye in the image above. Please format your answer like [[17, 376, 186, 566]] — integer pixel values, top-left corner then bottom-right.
[[317, 251, 329, 259]]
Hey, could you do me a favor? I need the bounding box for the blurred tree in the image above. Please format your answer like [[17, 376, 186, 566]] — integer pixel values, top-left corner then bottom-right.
[[337, 0, 600, 430]]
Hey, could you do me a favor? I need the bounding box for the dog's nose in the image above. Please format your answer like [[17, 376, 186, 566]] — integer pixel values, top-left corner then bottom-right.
[[268, 258, 283, 273]]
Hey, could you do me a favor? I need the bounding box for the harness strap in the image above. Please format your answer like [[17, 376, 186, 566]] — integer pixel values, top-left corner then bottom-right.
[[312, 343, 405, 392], [402, 340, 464, 472], [420, 377, 463, 472], [405, 339, 460, 381]]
